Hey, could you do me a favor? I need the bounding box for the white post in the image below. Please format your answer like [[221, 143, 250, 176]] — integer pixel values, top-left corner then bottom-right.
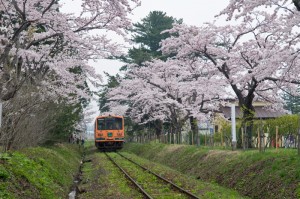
[[231, 104, 237, 149]]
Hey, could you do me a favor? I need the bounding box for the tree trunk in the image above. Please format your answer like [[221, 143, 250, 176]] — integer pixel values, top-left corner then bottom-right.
[[240, 103, 255, 149], [190, 116, 199, 146], [154, 120, 163, 138]]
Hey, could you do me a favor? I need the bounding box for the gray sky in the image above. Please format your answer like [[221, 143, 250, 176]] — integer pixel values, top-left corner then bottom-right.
[[86, 0, 230, 79], [132, 0, 229, 26]]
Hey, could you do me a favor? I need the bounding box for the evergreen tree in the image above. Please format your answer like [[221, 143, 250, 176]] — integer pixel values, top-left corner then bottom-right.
[[120, 11, 182, 69], [99, 11, 182, 141], [283, 89, 300, 114], [98, 72, 120, 113]]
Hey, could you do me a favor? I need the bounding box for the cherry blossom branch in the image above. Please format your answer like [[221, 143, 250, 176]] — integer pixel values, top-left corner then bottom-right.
[[42, 0, 56, 16]]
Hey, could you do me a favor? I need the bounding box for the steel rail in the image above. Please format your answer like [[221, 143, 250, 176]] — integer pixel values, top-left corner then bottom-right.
[[104, 152, 153, 199], [117, 152, 200, 199]]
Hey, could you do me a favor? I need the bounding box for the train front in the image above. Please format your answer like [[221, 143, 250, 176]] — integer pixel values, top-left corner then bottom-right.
[[94, 115, 125, 150]]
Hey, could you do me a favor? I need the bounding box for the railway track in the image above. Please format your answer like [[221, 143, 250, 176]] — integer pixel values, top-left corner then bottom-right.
[[105, 152, 200, 199]]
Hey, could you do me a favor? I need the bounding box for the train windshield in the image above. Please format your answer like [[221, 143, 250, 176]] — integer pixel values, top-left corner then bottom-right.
[[97, 117, 123, 130]]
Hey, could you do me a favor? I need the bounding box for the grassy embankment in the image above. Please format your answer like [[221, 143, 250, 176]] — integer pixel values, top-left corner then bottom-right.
[[0, 143, 83, 199], [122, 142, 300, 199]]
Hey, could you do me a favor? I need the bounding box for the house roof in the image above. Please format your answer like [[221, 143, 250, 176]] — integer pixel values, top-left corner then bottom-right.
[[221, 106, 286, 119]]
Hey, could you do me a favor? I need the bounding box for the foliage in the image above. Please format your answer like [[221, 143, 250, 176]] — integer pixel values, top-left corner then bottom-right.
[[107, 1, 300, 146], [282, 89, 300, 114], [104, 11, 183, 138], [0, 144, 82, 199], [0, 0, 140, 149], [126, 47, 153, 66], [98, 72, 120, 113], [216, 114, 300, 147], [263, 114, 300, 137], [48, 103, 83, 142], [130, 11, 182, 59], [119, 11, 182, 69], [133, 11, 181, 51], [0, 0, 140, 101]]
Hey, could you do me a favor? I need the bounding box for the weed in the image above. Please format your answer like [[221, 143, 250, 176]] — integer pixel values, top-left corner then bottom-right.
[[0, 165, 10, 180]]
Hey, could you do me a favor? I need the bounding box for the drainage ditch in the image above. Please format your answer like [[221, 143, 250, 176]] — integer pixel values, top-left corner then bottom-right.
[[68, 149, 88, 199]]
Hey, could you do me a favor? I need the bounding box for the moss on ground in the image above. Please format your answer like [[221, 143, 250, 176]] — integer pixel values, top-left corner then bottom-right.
[[0, 143, 82, 199], [122, 142, 300, 199]]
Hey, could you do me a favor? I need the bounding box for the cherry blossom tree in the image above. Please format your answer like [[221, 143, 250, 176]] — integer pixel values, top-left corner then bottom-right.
[[0, 0, 140, 149], [0, 0, 140, 102], [161, 15, 300, 147], [220, 0, 300, 150], [220, 0, 300, 19], [107, 59, 228, 143]]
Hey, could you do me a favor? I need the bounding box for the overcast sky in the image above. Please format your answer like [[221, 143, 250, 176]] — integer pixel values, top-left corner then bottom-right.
[[132, 0, 229, 25]]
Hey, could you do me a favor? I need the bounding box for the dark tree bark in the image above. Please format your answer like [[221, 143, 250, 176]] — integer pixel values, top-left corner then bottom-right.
[[234, 91, 255, 149], [190, 116, 199, 145], [154, 120, 163, 138], [240, 104, 255, 149]]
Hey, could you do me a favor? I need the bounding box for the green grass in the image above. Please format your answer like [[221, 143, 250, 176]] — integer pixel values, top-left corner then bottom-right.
[[78, 143, 143, 199], [122, 142, 300, 199], [110, 153, 189, 199], [119, 152, 248, 199], [0, 143, 82, 199]]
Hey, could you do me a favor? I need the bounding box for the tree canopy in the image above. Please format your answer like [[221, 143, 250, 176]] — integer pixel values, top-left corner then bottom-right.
[[0, 0, 140, 150], [106, 1, 300, 148]]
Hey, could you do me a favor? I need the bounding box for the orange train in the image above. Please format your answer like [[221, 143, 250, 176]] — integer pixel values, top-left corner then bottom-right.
[[94, 115, 125, 150]]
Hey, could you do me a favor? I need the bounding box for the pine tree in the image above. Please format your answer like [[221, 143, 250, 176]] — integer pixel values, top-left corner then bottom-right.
[[283, 89, 300, 114]]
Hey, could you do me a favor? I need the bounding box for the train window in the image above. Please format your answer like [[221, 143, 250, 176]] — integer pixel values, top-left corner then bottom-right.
[[115, 118, 122, 130], [106, 118, 114, 130], [97, 119, 105, 130], [97, 117, 123, 130]]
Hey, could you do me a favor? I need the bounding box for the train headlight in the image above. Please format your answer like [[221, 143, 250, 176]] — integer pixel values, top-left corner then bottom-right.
[[117, 132, 122, 136], [98, 133, 103, 136]]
